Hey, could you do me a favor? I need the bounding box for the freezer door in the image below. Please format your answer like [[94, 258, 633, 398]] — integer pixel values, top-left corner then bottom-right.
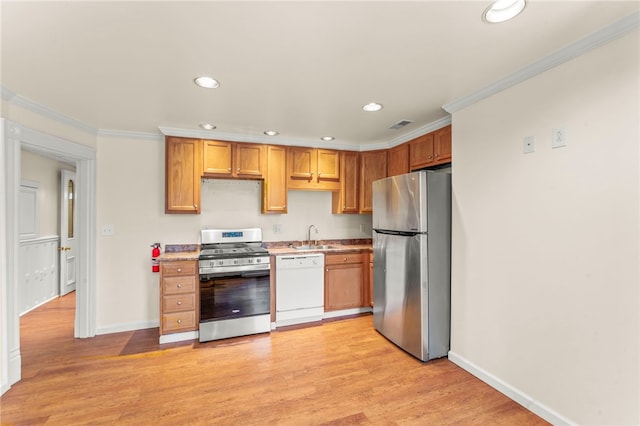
[[373, 231, 429, 361], [372, 171, 427, 233]]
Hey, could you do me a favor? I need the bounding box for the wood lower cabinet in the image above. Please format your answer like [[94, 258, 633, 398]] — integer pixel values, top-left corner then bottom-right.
[[332, 151, 359, 214], [165, 137, 201, 214], [159, 260, 198, 336], [324, 253, 365, 311], [262, 145, 288, 213], [359, 150, 387, 214]]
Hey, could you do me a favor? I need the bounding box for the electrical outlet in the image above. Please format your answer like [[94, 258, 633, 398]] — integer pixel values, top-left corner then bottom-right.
[[523, 136, 535, 154], [552, 128, 567, 148], [101, 224, 115, 236], [359, 223, 365, 232]]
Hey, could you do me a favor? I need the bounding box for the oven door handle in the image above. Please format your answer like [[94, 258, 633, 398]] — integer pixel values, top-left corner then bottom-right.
[[241, 270, 270, 278]]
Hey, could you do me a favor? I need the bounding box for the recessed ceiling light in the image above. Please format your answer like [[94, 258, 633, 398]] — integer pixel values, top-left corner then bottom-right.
[[199, 123, 216, 130], [321, 136, 335, 142], [194, 76, 220, 89], [362, 102, 383, 112], [264, 130, 279, 136], [482, 0, 526, 23]]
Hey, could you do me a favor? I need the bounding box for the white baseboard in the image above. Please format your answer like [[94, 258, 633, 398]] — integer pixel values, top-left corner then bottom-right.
[[95, 320, 159, 335], [447, 351, 574, 426], [19, 295, 59, 317]]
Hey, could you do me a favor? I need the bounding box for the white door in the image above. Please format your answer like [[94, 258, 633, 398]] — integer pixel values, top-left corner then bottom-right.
[[59, 170, 77, 295]]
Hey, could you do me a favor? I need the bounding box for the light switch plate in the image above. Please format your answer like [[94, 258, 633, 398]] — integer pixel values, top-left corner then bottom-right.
[[552, 128, 567, 148], [101, 224, 115, 236], [523, 136, 535, 154]]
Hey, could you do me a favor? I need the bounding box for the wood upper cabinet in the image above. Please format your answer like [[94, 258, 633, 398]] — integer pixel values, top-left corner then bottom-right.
[[324, 253, 365, 311], [359, 150, 387, 214], [165, 137, 201, 214], [287, 147, 340, 191], [203, 140, 264, 178], [433, 125, 452, 163], [409, 125, 452, 171], [262, 145, 288, 214], [332, 151, 359, 214], [409, 133, 435, 170], [387, 143, 409, 177]]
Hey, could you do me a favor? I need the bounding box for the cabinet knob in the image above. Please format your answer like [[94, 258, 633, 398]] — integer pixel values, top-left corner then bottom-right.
[[177, 269, 182, 273], [326, 268, 329, 272], [177, 283, 182, 288], [237, 167, 240, 171], [177, 319, 182, 324], [344, 257, 347, 262], [194, 204, 198, 209], [177, 301, 182, 305], [228, 167, 231, 171]]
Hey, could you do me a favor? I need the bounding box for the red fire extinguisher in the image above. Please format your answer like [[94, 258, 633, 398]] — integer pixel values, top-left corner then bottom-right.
[[151, 243, 161, 273]]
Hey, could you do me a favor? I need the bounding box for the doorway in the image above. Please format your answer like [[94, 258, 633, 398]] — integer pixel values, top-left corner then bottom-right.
[[1, 119, 97, 392]]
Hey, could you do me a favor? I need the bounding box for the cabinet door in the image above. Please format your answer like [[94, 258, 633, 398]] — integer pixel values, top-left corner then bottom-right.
[[203, 140, 233, 176], [324, 263, 364, 311], [433, 125, 452, 164], [409, 133, 435, 170], [236, 143, 264, 178], [359, 150, 387, 214], [332, 151, 358, 214], [262, 145, 288, 213], [165, 137, 201, 214], [317, 149, 340, 181], [288, 147, 314, 180], [387, 143, 409, 177]]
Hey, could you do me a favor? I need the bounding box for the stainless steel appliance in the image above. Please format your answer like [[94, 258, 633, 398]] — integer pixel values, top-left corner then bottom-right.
[[372, 170, 451, 362], [198, 228, 271, 342], [275, 254, 325, 327]]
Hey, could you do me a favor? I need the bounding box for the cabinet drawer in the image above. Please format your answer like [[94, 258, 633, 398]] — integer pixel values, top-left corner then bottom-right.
[[162, 293, 196, 313], [162, 261, 197, 276], [162, 311, 197, 332], [325, 253, 364, 265], [162, 275, 196, 294]]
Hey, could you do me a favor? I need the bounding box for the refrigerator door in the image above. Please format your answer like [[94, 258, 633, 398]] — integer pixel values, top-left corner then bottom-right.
[[372, 171, 427, 233], [373, 231, 429, 361]]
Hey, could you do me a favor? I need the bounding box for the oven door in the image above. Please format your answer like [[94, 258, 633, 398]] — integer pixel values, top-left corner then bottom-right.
[[200, 269, 270, 323]]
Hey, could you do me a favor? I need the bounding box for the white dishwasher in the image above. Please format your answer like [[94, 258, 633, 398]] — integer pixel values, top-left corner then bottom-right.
[[275, 254, 325, 327]]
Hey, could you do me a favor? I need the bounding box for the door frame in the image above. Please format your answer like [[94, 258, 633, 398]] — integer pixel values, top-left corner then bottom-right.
[[1, 119, 97, 393]]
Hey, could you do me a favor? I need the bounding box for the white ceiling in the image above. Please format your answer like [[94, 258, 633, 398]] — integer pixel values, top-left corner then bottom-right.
[[1, 1, 638, 149]]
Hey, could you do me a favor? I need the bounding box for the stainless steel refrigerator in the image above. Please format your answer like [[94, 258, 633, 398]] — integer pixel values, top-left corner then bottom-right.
[[372, 170, 451, 362]]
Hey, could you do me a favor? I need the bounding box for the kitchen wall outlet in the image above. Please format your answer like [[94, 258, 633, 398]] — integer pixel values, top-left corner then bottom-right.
[[359, 223, 365, 232], [101, 224, 115, 236], [523, 136, 535, 154], [552, 128, 567, 148], [273, 224, 282, 234]]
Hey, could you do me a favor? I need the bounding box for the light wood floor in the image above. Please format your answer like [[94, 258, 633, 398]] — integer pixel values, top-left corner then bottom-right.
[[1, 293, 547, 425]]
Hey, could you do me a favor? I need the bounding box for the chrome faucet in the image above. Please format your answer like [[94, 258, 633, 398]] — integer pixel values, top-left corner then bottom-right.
[[307, 224, 318, 247]]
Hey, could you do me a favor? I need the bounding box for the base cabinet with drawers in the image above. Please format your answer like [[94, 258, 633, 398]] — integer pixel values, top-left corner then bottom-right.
[[159, 260, 198, 338]]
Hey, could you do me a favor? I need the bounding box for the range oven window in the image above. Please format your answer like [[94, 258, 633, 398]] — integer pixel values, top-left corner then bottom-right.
[[200, 272, 270, 322]]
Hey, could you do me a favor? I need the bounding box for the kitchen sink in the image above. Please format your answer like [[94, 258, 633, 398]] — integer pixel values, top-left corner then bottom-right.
[[294, 245, 339, 250]]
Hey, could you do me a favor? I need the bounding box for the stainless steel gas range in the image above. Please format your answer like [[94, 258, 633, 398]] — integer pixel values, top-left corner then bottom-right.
[[198, 228, 271, 342]]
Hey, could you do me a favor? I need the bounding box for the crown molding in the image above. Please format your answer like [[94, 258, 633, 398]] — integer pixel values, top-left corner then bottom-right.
[[97, 129, 163, 141], [1, 85, 98, 135], [443, 10, 640, 114]]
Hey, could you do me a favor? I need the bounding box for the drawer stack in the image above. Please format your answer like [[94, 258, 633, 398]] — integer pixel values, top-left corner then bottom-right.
[[160, 260, 198, 336]]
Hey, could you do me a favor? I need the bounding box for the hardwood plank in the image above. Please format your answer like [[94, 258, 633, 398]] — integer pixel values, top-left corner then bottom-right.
[[1, 293, 549, 425]]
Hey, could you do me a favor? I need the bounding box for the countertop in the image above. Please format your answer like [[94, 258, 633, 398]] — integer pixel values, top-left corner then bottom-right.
[[157, 240, 372, 262]]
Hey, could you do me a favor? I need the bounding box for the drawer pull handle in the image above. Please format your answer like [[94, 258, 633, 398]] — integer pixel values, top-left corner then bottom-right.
[[177, 319, 182, 324], [177, 284, 182, 288], [177, 301, 182, 305], [177, 269, 182, 273]]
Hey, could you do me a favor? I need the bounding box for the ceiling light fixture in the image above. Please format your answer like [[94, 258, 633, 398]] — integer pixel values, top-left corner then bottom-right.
[[362, 102, 383, 112], [264, 130, 279, 136], [321, 136, 335, 142], [482, 0, 526, 23], [199, 123, 216, 130], [194, 76, 220, 89]]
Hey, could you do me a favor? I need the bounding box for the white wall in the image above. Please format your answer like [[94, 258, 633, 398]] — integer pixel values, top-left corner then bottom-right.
[[95, 134, 372, 333], [20, 150, 74, 237], [449, 32, 639, 425]]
